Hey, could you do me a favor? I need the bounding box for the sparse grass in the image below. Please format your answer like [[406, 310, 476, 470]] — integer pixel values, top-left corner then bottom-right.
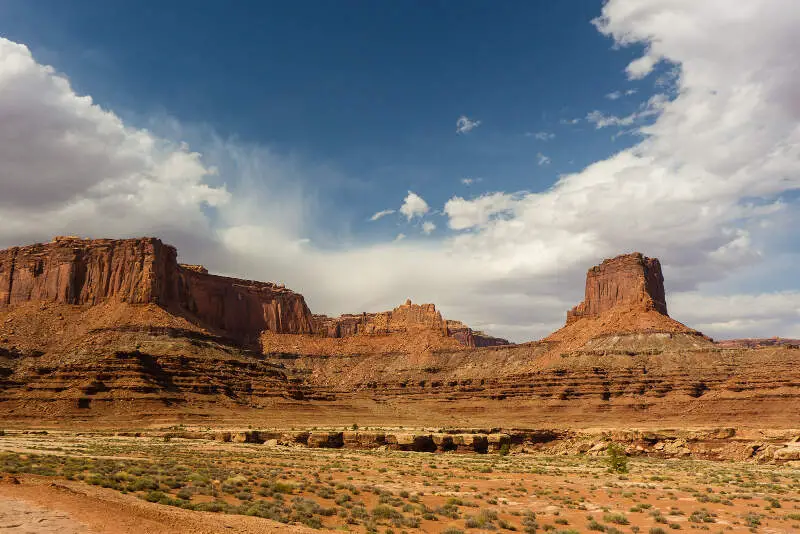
[[0, 432, 798, 533]]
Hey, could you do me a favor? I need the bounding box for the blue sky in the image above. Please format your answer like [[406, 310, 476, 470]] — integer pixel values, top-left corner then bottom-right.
[[0, 0, 652, 239], [0, 0, 798, 341]]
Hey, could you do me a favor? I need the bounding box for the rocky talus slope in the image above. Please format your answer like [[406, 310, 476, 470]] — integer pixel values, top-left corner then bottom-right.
[[0, 238, 797, 432]]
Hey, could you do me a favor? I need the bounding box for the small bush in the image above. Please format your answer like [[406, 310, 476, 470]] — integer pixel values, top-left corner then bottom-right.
[[606, 444, 628, 473], [603, 513, 629, 525]]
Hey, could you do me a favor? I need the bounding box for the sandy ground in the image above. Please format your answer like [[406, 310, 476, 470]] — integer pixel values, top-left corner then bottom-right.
[[0, 476, 313, 534], [0, 496, 90, 533]]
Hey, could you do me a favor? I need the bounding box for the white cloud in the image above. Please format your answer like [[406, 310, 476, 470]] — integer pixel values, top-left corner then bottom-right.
[[456, 115, 481, 134], [394, 233, 406, 241], [536, 153, 551, 166], [606, 89, 638, 100], [399, 191, 429, 220], [461, 177, 482, 185], [670, 291, 800, 339], [625, 52, 661, 79], [444, 193, 518, 230], [370, 209, 395, 221], [3, 0, 800, 344], [560, 118, 581, 125], [0, 38, 228, 246], [527, 131, 555, 141], [422, 221, 436, 235], [587, 94, 669, 128]]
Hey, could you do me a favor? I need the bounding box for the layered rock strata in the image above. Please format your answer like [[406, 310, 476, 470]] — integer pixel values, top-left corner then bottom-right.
[[0, 236, 314, 345], [567, 252, 667, 324], [313, 299, 509, 347], [312, 300, 448, 337]]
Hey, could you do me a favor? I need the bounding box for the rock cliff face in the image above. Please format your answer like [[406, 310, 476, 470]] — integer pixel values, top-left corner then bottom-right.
[[0, 236, 176, 306], [445, 320, 510, 348], [567, 252, 668, 324], [313, 300, 447, 337], [312, 299, 509, 348], [0, 237, 313, 345]]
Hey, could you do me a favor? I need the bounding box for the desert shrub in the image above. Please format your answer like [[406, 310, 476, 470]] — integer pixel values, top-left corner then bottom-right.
[[744, 513, 761, 528], [522, 510, 539, 533], [500, 443, 511, 456], [606, 444, 628, 473], [603, 513, 629, 525], [372, 504, 402, 520], [587, 518, 606, 531], [689, 509, 715, 523]]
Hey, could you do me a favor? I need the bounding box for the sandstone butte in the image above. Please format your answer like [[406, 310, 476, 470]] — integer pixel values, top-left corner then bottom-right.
[[0, 236, 798, 433]]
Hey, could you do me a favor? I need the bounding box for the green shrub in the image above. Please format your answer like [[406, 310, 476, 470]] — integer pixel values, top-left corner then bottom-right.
[[603, 513, 629, 525], [606, 444, 628, 473]]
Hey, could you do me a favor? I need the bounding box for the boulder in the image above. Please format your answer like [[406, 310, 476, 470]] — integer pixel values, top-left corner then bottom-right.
[[231, 431, 264, 444], [307, 432, 344, 448], [452, 434, 489, 453], [386, 433, 436, 452], [487, 433, 511, 452], [278, 431, 310, 446], [342, 431, 386, 449]]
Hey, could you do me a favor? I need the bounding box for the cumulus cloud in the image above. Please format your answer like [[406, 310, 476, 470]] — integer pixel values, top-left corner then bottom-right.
[[444, 193, 518, 230], [0, 38, 229, 247], [3, 0, 800, 343], [370, 209, 395, 221], [536, 153, 551, 166], [399, 191, 429, 220], [456, 115, 481, 134], [422, 221, 436, 235]]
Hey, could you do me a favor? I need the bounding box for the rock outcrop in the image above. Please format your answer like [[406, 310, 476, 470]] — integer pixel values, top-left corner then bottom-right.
[[715, 337, 800, 349], [567, 252, 667, 324], [445, 320, 510, 348], [313, 299, 510, 348], [312, 299, 448, 337], [0, 237, 313, 345]]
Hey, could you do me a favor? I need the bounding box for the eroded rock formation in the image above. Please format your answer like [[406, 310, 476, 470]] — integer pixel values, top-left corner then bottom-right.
[[0, 236, 313, 345], [313, 299, 509, 348], [312, 299, 447, 337], [445, 320, 510, 347], [567, 252, 668, 324]]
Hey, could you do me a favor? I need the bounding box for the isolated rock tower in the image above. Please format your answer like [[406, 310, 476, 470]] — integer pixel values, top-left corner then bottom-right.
[[566, 252, 668, 324]]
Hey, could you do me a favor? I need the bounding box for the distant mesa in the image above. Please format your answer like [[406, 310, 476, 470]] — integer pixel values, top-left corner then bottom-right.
[[312, 299, 509, 348]]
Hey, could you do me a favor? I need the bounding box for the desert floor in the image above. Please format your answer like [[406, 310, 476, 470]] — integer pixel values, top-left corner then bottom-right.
[[0, 431, 799, 533]]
